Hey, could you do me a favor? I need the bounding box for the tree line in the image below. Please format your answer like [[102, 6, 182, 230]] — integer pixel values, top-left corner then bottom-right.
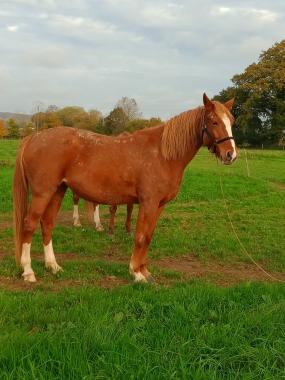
[[0, 97, 161, 139], [1, 40, 284, 146]]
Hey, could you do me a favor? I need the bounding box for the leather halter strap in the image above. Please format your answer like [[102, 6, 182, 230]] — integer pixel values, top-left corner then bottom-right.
[[202, 126, 234, 146]]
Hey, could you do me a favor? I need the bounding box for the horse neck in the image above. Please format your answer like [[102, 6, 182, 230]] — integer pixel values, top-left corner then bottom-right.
[[175, 130, 203, 172], [161, 108, 204, 171], [184, 125, 203, 166]]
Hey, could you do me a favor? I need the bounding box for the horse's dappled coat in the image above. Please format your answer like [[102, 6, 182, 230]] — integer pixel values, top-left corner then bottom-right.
[[13, 94, 236, 283]]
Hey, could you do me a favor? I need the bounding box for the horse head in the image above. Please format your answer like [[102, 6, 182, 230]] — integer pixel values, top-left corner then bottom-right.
[[202, 93, 237, 165]]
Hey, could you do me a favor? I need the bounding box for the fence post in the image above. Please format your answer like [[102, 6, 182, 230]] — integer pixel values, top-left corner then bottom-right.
[[244, 148, 250, 177]]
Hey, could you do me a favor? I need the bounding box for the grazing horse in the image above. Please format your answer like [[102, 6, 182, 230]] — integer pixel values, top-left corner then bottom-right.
[[13, 94, 237, 283], [72, 191, 133, 235]]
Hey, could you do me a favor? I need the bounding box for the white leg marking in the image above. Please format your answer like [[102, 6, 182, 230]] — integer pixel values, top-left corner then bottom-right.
[[222, 114, 237, 160], [21, 243, 36, 282], [94, 205, 104, 231], [129, 262, 147, 283], [44, 240, 63, 274], [73, 205, 81, 227]]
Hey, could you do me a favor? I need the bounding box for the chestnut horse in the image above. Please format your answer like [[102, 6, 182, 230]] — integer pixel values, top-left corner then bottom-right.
[[72, 191, 133, 235], [13, 94, 236, 283]]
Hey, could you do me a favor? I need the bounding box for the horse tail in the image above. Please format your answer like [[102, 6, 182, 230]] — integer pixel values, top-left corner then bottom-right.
[[13, 136, 31, 265]]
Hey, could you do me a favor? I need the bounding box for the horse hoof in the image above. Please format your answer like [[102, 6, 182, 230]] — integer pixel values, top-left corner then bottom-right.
[[133, 271, 147, 283], [45, 262, 63, 275], [22, 272, 37, 283], [96, 224, 104, 232], [147, 275, 156, 284], [73, 222, 82, 227]]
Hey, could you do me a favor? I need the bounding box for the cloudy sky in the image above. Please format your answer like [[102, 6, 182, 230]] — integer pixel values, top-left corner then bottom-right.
[[0, 0, 284, 119]]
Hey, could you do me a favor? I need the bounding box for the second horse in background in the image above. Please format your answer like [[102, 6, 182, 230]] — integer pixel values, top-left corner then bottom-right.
[[72, 191, 133, 235]]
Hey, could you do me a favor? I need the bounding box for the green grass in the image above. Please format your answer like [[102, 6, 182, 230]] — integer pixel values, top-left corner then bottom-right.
[[0, 283, 285, 379], [0, 139, 284, 379], [0, 139, 20, 166]]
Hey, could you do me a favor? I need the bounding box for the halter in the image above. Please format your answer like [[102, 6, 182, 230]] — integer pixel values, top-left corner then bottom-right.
[[201, 125, 234, 150]]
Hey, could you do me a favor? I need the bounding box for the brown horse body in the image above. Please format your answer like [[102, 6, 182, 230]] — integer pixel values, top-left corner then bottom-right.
[[13, 94, 236, 282]]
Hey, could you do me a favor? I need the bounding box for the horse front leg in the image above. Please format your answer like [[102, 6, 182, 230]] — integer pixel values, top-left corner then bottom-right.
[[130, 202, 164, 283]]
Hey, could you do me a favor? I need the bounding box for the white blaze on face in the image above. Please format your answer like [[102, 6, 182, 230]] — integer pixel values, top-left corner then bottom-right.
[[221, 113, 237, 160]]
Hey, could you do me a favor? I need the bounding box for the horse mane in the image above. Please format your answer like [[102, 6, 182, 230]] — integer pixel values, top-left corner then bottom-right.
[[161, 106, 205, 160]]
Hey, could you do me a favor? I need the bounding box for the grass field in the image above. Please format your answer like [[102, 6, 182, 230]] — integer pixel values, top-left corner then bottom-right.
[[0, 139, 284, 379]]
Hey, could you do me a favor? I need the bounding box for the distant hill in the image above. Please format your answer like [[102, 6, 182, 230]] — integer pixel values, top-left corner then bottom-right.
[[0, 112, 31, 124]]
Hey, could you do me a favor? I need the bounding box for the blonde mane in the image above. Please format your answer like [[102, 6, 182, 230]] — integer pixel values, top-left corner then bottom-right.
[[161, 106, 205, 160]]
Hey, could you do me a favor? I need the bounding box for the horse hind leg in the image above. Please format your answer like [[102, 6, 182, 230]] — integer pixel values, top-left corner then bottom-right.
[[21, 193, 55, 282], [41, 184, 67, 274], [72, 192, 82, 227]]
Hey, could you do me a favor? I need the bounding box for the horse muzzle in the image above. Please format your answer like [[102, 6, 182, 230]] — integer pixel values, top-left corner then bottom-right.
[[221, 150, 237, 165]]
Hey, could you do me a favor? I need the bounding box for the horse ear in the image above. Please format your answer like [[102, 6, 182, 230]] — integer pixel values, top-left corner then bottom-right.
[[203, 93, 214, 111], [224, 98, 234, 111]]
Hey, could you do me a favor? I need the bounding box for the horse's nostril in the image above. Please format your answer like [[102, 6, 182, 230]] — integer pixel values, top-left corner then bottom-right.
[[226, 151, 232, 161]]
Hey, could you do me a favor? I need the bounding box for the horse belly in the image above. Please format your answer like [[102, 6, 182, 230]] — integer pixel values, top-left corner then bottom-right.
[[66, 168, 138, 205]]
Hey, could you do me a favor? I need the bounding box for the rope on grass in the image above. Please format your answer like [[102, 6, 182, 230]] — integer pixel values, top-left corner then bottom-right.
[[219, 175, 285, 283]]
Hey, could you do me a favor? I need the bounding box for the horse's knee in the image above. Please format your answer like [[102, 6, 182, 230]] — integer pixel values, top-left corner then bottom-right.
[[135, 232, 150, 250]]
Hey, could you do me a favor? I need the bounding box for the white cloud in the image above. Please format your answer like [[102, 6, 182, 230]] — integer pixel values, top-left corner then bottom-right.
[[7, 25, 19, 32], [214, 6, 278, 22], [217, 7, 232, 14], [0, 1, 284, 118]]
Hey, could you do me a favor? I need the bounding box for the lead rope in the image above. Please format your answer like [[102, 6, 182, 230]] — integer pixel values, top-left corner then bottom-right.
[[219, 171, 285, 283]]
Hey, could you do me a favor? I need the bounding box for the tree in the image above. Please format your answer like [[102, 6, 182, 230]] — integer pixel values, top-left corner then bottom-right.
[[148, 117, 162, 128], [7, 119, 20, 138], [57, 106, 89, 128], [21, 122, 34, 137], [31, 112, 44, 132], [104, 107, 129, 135], [0, 119, 7, 138], [87, 109, 103, 132], [126, 117, 162, 132], [214, 39, 285, 146], [46, 105, 59, 113], [116, 97, 141, 120]]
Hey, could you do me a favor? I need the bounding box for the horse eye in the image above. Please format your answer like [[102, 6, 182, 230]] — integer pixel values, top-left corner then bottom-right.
[[213, 121, 218, 126]]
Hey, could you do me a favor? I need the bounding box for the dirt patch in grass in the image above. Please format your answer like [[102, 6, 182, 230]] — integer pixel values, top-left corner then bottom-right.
[[0, 219, 13, 230], [268, 180, 285, 191], [153, 256, 285, 286], [0, 274, 128, 292], [0, 251, 284, 291]]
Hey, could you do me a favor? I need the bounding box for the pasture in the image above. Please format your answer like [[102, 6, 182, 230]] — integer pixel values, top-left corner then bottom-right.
[[0, 139, 284, 379]]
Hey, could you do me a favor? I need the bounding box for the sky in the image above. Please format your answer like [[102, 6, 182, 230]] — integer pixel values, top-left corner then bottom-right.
[[0, 0, 284, 119]]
